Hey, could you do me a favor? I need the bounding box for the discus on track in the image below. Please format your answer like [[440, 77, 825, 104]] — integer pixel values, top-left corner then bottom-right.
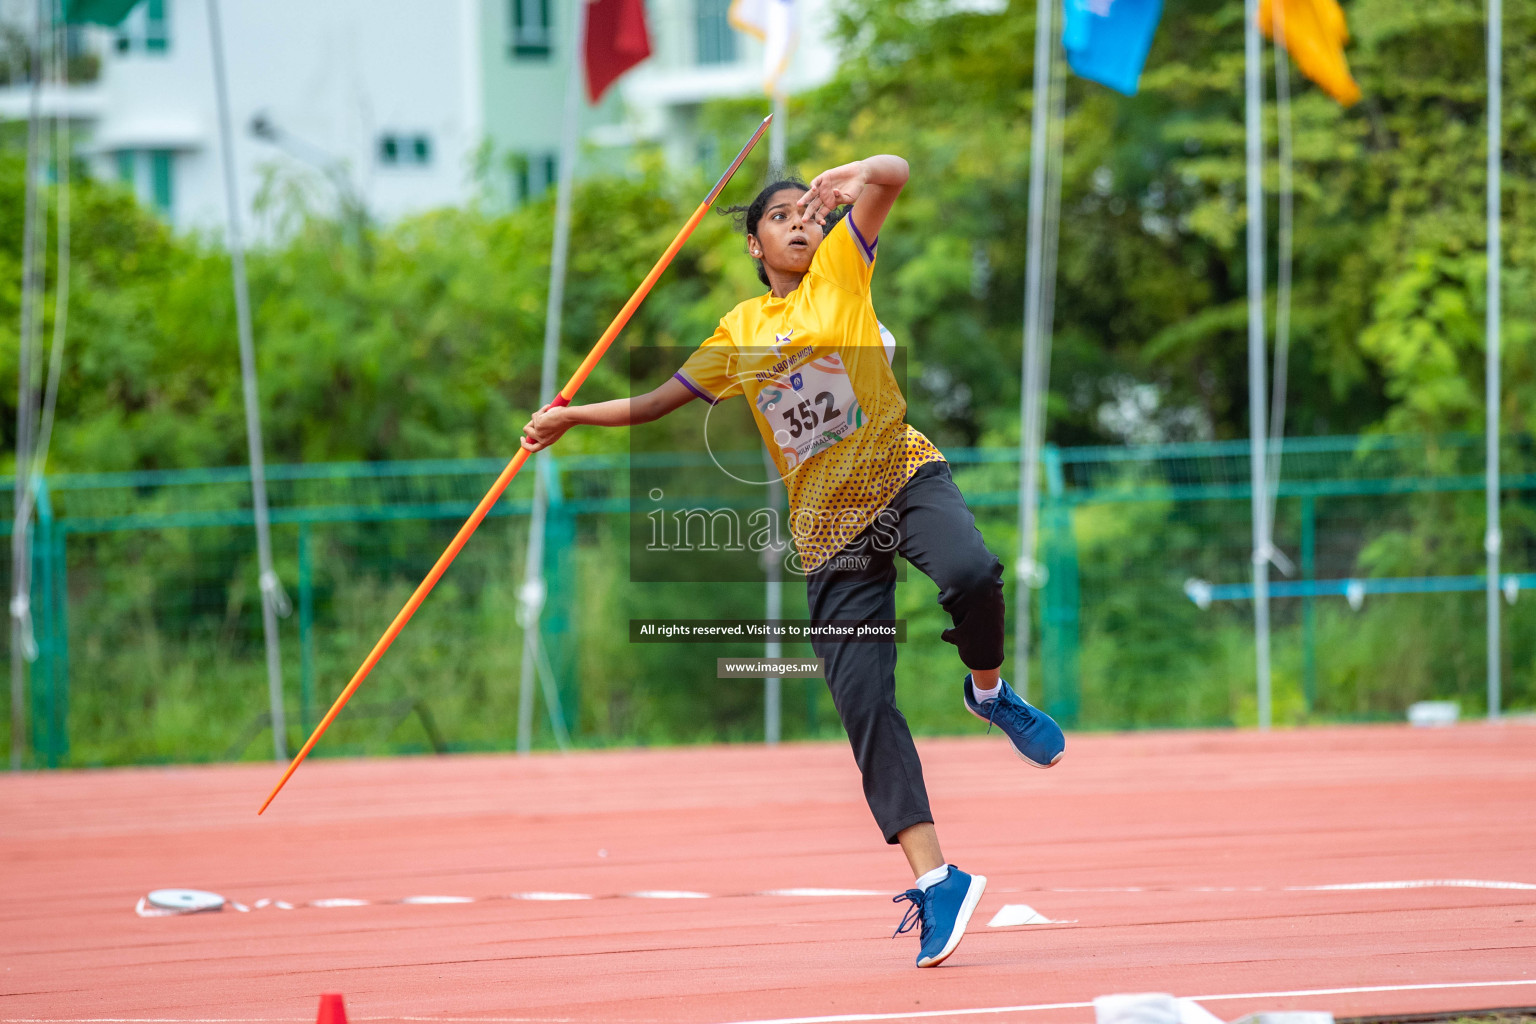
[[258, 114, 773, 815], [147, 888, 226, 912]]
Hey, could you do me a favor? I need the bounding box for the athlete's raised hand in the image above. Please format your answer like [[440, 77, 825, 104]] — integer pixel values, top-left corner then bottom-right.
[[798, 155, 909, 241], [798, 161, 870, 226]]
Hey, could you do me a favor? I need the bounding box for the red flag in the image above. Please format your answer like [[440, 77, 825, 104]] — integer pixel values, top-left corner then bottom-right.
[[585, 0, 652, 103]]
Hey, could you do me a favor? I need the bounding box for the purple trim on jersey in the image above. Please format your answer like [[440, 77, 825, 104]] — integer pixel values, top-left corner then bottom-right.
[[847, 214, 878, 265], [673, 371, 720, 406]]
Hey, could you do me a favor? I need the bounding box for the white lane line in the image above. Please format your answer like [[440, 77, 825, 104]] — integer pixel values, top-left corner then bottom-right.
[[1191, 978, 1536, 1002], [1287, 879, 1536, 892], [706, 977, 1536, 1024], [506, 891, 593, 901], [761, 888, 886, 897], [1045, 879, 1535, 894], [0, 1017, 581, 1023], [131, 877, 1536, 917], [10, 979, 1536, 1024]]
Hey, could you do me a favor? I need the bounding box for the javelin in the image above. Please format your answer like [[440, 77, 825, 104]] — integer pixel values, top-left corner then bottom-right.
[[258, 114, 772, 814]]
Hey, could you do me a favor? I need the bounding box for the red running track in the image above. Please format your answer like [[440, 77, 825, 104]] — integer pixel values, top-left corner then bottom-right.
[[3, 724, 1535, 1024]]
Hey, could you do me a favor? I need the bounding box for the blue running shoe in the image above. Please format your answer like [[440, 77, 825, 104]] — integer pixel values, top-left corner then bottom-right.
[[963, 675, 1065, 768], [892, 865, 988, 968]]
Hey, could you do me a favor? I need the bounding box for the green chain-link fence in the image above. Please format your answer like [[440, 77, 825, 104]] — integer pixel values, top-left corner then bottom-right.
[[4, 434, 1533, 769], [1045, 433, 1536, 728]]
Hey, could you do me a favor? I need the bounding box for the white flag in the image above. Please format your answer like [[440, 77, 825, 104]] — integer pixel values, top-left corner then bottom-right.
[[729, 0, 799, 96]]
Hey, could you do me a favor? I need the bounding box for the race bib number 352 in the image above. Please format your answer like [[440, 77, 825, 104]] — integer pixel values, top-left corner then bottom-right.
[[754, 353, 867, 468]]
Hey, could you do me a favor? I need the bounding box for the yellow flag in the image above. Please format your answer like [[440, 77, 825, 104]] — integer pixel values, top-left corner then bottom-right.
[[1259, 0, 1361, 107], [729, 0, 799, 97]]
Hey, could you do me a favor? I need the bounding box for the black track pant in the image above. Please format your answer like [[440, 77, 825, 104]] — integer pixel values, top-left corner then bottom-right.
[[805, 460, 1006, 844]]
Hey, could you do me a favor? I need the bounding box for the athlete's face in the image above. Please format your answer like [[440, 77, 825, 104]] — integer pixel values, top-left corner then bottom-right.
[[749, 187, 825, 280]]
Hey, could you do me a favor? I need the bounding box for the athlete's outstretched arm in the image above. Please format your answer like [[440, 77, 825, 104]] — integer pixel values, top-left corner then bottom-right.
[[520, 375, 697, 453], [797, 154, 909, 241]]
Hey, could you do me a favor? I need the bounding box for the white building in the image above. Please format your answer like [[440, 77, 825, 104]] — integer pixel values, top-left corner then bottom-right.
[[604, 0, 841, 171], [0, 0, 841, 235]]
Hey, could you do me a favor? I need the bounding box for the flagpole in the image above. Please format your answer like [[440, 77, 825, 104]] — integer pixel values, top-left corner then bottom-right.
[[761, 91, 787, 745], [769, 94, 786, 169], [517, 0, 588, 755], [1485, 0, 1502, 721], [1244, 0, 1272, 731], [1013, 0, 1058, 705], [209, 0, 291, 759], [11, 0, 46, 772]]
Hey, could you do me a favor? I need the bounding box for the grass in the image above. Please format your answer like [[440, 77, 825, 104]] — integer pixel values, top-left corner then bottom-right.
[[7, 507, 1536, 769]]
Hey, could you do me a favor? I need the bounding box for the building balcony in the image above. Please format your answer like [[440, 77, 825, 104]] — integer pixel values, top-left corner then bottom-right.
[[0, 79, 105, 121]]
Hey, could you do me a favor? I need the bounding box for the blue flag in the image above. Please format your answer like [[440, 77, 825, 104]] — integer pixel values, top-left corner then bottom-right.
[[1061, 0, 1164, 97]]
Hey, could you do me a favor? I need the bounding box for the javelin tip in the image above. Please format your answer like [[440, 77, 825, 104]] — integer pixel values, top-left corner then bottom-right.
[[257, 778, 284, 814], [705, 115, 773, 205]]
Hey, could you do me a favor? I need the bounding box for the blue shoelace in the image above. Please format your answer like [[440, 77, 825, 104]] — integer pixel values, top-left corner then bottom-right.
[[981, 696, 1003, 734], [977, 686, 1030, 736], [891, 888, 928, 939]]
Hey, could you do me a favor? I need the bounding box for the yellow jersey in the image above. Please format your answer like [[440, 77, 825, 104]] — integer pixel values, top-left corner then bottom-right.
[[675, 214, 945, 573]]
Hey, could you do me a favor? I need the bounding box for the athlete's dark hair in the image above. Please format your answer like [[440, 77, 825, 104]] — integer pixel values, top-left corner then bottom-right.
[[721, 176, 847, 286]]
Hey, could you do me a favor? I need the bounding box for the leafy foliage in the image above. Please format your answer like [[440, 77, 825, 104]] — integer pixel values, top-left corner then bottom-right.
[[3, 0, 1535, 763]]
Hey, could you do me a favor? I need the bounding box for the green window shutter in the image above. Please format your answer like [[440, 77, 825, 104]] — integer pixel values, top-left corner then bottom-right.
[[696, 0, 736, 66], [116, 149, 135, 184], [512, 153, 558, 199], [144, 0, 168, 51], [150, 150, 173, 216], [511, 0, 551, 58], [62, 0, 141, 27]]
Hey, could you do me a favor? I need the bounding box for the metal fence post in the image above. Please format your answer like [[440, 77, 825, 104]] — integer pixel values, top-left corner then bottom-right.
[[28, 477, 66, 767], [543, 456, 575, 738], [53, 523, 66, 763], [31, 478, 54, 766], [297, 523, 315, 735], [1301, 494, 1317, 712], [1040, 445, 1080, 727]]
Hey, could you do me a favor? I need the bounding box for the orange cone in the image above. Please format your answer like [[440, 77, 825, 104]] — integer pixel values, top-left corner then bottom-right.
[[316, 993, 347, 1024]]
